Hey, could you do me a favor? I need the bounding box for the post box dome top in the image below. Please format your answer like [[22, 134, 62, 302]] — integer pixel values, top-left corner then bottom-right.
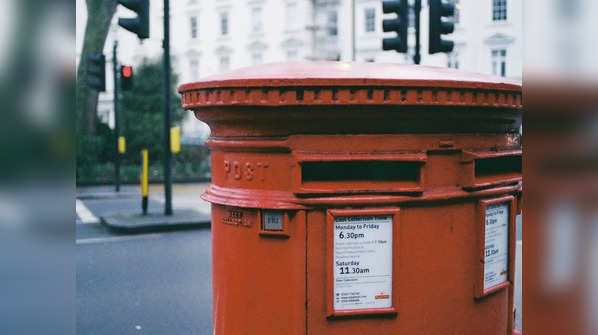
[[179, 62, 521, 109]]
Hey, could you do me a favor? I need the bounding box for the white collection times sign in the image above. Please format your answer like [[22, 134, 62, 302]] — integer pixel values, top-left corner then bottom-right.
[[483, 202, 510, 290], [333, 215, 393, 311]]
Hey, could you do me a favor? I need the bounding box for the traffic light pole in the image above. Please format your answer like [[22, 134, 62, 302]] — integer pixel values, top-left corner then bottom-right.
[[113, 41, 121, 192], [413, 0, 421, 65], [351, 0, 356, 61], [163, 0, 173, 215]]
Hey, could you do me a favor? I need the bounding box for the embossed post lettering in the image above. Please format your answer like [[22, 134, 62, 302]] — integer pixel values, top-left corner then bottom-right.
[[233, 161, 241, 180], [245, 162, 254, 181], [224, 160, 231, 179]]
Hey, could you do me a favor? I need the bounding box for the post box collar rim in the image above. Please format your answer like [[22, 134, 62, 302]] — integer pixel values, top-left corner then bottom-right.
[[178, 61, 521, 93]]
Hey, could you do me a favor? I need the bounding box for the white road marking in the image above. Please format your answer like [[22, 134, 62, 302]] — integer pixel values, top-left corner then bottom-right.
[[76, 199, 100, 224], [76, 233, 162, 245]]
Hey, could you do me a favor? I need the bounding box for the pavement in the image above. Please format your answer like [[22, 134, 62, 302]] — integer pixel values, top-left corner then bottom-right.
[[76, 183, 522, 334], [77, 183, 211, 232]]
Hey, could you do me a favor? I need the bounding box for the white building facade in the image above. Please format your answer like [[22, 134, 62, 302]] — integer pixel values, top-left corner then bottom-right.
[[76, 0, 521, 136]]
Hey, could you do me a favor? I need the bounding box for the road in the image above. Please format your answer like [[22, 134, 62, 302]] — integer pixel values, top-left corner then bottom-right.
[[76, 190, 213, 335], [76, 185, 522, 334]]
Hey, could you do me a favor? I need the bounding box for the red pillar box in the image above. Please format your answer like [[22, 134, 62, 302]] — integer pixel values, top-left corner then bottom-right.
[[179, 62, 522, 335]]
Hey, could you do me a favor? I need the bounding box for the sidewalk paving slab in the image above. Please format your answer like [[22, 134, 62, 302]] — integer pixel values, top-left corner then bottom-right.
[[77, 192, 139, 200], [101, 209, 210, 233], [76, 185, 140, 200]]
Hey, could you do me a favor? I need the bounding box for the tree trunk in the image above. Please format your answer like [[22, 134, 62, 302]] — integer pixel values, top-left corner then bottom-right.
[[76, 0, 117, 135]]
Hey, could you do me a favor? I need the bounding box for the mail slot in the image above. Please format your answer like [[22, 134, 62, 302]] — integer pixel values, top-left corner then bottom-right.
[[179, 62, 522, 334]]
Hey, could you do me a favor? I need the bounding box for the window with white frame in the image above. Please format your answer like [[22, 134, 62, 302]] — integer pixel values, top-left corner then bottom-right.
[[491, 49, 507, 77], [220, 55, 230, 71], [190, 16, 198, 39], [492, 0, 507, 21], [190, 59, 199, 80], [286, 2, 298, 30], [365, 8, 375, 33], [252, 51, 263, 65], [252, 7, 263, 33], [220, 12, 229, 36], [447, 51, 459, 69], [286, 49, 298, 60], [327, 11, 337, 36]]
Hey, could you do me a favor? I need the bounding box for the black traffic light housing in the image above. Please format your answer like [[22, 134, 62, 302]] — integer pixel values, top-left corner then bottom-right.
[[429, 0, 455, 54], [120, 65, 134, 91], [382, 0, 409, 53], [118, 0, 150, 39], [87, 54, 106, 92]]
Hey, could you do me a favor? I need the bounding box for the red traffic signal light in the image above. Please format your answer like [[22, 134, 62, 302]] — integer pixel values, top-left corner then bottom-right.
[[121, 65, 133, 78], [120, 65, 134, 90]]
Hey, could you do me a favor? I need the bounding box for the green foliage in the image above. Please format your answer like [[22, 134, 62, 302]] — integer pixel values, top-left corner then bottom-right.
[[120, 57, 184, 166], [76, 57, 208, 185], [76, 122, 114, 181]]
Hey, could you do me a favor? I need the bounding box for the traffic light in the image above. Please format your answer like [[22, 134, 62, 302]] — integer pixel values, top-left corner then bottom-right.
[[120, 65, 133, 91], [429, 0, 455, 54], [87, 54, 106, 92], [382, 0, 409, 53], [118, 0, 150, 39]]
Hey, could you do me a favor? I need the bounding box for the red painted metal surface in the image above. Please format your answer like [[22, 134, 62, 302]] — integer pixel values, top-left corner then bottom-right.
[[179, 62, 522, 334]]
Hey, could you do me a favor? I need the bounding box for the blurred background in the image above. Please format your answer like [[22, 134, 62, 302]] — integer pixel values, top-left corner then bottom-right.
[[75, 0, 522, 186], [0, 0, 596, 333]]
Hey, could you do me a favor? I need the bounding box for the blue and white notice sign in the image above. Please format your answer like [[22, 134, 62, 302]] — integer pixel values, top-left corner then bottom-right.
[[333, 215, 393, 311], [484, 203, 510, 290]]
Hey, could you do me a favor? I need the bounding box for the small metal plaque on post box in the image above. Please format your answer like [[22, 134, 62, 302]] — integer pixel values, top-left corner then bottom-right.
[[333, 215, 393, 312], [483, 202, 510, 290], [263, 211, 283, 231]]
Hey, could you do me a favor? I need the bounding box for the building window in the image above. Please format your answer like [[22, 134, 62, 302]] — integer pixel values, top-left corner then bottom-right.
[[447, 52, 459, 69], [492, 0, 507, 21], [365, 8, 375, 33], [252, 7, 263, 33], [286, 49, 298, 60], [327, 11, 337, 36], [492, 49, 507, 77], [190, 16, 198, 39], [220, 55, 230, 71], [252, 51, 263, 65], [286, 2, 298, 30], [220, 12, 229, 36], [190, 59, 199, 80]]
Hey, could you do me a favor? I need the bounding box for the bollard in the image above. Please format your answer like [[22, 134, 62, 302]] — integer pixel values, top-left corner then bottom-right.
[[140, 149, 148, 215], [170, 126, 181, 154], [118, 136, 126, 154]]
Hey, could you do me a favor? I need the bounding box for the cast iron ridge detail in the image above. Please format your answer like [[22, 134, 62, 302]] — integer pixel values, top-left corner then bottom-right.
[[180, 86, 522, 109], [201, 183, 523, 209]]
